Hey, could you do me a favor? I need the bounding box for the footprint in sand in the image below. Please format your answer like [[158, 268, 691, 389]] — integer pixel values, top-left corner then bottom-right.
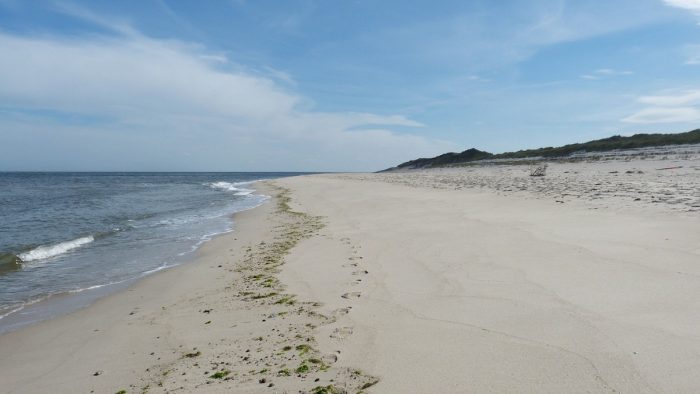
[[341, 292, 361, 299], [343, 262, 359, 268], [348, 256, 363, 261], [322, 353, 339, 364], [352, 270, 369, 276], [332, 307, 352, 317], [330, 326, 354, 340]]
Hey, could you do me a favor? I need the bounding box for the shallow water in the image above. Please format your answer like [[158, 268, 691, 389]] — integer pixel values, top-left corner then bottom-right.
[[0, 172, 305, 330]]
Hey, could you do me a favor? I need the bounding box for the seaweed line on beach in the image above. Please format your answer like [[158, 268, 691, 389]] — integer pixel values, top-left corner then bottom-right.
[[131, 184, 378, 394]]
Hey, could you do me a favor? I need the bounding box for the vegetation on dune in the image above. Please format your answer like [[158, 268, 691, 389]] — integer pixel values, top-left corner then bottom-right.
[[496, 129, 700, 159], [391, 129, 700, 170], [396, 148, 493, 169]]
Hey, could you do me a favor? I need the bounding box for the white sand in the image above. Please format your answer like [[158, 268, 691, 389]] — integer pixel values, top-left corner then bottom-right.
[[276, 158, 700, 393], [1, 156, 699, 393]]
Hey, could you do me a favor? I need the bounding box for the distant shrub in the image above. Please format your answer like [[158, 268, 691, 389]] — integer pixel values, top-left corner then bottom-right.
[[390, 129, 700, 170]]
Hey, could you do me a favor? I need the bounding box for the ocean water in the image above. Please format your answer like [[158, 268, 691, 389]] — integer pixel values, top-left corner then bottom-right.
[[0, 172, 303, 332]]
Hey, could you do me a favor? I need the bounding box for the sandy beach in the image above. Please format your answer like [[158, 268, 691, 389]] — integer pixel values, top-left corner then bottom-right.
[[1, 156, 699, 393], [5, 2, 700, 393]]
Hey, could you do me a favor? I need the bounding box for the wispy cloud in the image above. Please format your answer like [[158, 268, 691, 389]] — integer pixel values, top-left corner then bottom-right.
[[622, 107, 700, 123], [663, 0, 700, 16], [580, 68, 633, 80], [638, 90, 700, 106], [0, 15, 452, 171], [52, 2, 139, 37], [363, 1, 665, 76], [622, 89, 700, 123], [595, 68, 634, 75], [465, 75, 488, 82], [262, 66, 297, 86]]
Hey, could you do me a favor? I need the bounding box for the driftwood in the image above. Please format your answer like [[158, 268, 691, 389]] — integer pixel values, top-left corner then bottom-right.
[[530, 164, 548, 177], [656, 166, 683, 171]]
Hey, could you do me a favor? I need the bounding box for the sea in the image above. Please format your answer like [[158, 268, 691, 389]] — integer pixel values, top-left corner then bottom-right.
[[0, 172, 305, 333]]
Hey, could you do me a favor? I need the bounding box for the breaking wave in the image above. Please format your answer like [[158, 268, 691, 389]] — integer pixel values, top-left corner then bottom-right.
[[18, 236, 95, 262], [207, 181, 255, 196]]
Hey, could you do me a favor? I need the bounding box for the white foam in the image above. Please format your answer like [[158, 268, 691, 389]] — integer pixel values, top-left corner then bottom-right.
[[19, 236, 95, 262], [140, 263, 172, 276], [0, 296, 46, 320], [207, 181, 256, 196], [68, 275, 137, 294], [0, 304, 26, 320]]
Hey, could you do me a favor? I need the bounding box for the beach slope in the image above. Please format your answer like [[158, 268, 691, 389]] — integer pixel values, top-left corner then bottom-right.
[[276, 170, 700, 393]]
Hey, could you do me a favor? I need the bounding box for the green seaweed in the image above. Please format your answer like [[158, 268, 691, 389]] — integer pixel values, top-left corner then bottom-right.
[[278, 368, 291, 376], [360, 379, 380, 389], [251, 292, 278, 299], [295, 344, 312, 356], [295, 363, 309, 374], [311, 385, 340, 394], [210, 370, 230, 379]]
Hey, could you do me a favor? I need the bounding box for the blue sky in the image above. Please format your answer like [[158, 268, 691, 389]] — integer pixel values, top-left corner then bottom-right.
[[1, 0, 699, 171]]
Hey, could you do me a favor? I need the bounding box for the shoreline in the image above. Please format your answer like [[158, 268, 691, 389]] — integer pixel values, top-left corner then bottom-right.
[[0, 181, 377, 393], [0, 187, 275, 392], [0, 188, 271, 335]]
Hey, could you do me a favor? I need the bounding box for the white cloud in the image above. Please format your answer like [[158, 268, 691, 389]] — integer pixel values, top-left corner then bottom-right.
[[364, 0, 666, 76], [465, 75, 490, 82], [663, 0, 700, 24], [622, 89, 700, 124], [637, 90, 700, 106], [663, 0, 700, 14], [595, 68, 633, 75], [0, 34, 300, 120], [622, 107, 700, 123], [581, 69, 633, 80], [0, 31, 452, 171]]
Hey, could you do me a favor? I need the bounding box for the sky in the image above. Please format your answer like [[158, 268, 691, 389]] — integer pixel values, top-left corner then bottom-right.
[[0, 0, 699, 171]]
